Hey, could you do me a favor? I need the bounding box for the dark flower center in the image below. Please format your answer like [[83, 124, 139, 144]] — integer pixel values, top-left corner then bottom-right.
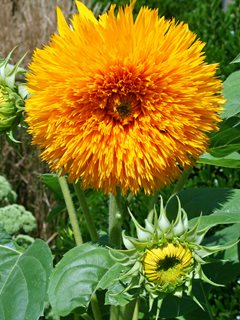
[[156, 256, 180, 271], [116, 101, 131, 118]]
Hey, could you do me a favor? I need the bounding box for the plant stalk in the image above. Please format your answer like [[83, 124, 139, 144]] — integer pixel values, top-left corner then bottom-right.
[[58, 176, 83, 245], [109, 187, 124, 320], [132, 299, 139, 320], [108, 186, 123, 248], [73, 182, 99, 241], [58, 176, 102, 320]]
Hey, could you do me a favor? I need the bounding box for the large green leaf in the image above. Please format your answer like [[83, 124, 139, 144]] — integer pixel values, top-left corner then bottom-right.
[[0, 240, 52, 320], [166, 188, 240, 229], [48, 243, 127, 316], [198, 152, 240, 168]]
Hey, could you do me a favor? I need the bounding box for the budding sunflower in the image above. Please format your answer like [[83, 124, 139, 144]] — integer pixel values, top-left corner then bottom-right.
[[0, 49, 27, 135], [111, 197, 236, 318]]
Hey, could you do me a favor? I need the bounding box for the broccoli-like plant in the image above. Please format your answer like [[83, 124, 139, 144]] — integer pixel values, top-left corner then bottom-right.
[[0, 204, 36, 235]]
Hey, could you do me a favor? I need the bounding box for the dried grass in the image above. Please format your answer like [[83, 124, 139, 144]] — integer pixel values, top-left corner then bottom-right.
[[0, 0, 74, 65]]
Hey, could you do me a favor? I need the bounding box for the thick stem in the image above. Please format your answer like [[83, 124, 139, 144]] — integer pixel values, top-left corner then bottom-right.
[[108, 186, 123, 247], [91, 294, 103, 320], [81, 314, 93, 320], [132, 299, 139, 320], [58, 177, 102, 320], [58, 176, 83, 245], [110, 306, 119, 320], [109, 187, 124, 320], [73, 182, 99, 242]]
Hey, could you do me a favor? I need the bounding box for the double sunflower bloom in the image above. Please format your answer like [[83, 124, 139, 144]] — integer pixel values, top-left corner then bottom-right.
[[25, 1, 223, 195]]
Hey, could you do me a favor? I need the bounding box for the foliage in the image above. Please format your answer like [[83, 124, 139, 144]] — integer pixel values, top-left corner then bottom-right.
[[0, 175, 17, 206], [0, 240, 52, 320], [0, 204, 36, 235]]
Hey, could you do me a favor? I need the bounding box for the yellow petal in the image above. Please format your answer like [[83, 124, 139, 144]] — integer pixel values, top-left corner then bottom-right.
[[56, 7, 69, 36], [75, 1, 97, 24]]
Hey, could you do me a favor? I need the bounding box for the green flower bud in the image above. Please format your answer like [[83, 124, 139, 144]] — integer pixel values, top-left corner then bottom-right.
[[0, 49, 27, 137], [111, 196, 237, 319], [0, 84, 24, 133]]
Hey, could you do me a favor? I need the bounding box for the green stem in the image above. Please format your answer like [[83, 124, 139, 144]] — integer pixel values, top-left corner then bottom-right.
[[172, 166, 192, 195], [58, 176, 83, 245], [73, 182, 99, 241], [81, 314, 93, 320], [108, 186, 123, 247], [91, 294, 103, 320], [109, 187, 124, 320], [58, 177, 102, 320], [110, 306, 120, 320], [132, 299, 139, 320], [200, 283, 214, 320]]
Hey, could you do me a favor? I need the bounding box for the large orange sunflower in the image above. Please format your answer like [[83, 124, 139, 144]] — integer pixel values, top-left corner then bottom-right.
[[26, 1, 223, 194]]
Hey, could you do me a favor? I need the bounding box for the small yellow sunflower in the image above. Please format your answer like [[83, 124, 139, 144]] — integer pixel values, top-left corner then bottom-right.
[[26, 1, 223, 194], [143, 244, 193, 285]]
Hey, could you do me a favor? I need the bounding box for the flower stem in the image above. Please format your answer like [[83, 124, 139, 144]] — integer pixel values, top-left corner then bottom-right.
[[108, 186, 123, 247], [109, 187, 123, 320], [132, 299, 139, 320], [58, 176, 83, 245], [73, 182, 99, 241], [58, 176, 102, 320]]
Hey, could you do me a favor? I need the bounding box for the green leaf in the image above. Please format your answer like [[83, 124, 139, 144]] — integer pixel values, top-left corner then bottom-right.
[[198, 152, 240, 168], [230, 53, 240, 64], [0, 240, 52, 320], [221, 99, 240, 119], [105, 281, 134, 306], [40, 174, 63, 200], [0, 226, 12, 245], [209, 116, 240, 157], [203, 224, 240, 262], [48, 243, 127, 316], [222, 70, 240, 118], [167, 188, 240, 229]]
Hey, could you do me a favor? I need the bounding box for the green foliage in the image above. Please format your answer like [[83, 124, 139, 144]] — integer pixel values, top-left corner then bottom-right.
[[0, 175, 17, 206], [0, 240, 52, 320], [0, 204, 36, 235], [48, 243, 127, 316]]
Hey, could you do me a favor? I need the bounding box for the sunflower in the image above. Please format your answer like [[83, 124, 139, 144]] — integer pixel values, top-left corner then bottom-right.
[[113, 197, 235, 314], [25, 1, 223, 194], [143, 244, 193, 286]]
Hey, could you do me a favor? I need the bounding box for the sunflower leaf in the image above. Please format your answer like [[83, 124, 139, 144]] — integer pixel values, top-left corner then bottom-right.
[[48, 243, 128, 316], [0, 240, 52, 320]]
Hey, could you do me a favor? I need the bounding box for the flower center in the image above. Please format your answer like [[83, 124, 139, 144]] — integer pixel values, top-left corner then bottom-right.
[[143, 243, 193, 286], [156, 256, 180, 271], [116, 101, 131, 118]]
